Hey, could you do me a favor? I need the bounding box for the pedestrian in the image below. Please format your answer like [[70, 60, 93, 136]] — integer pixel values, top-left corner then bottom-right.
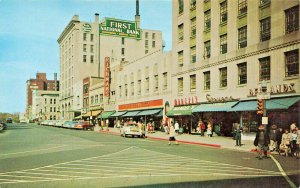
[[291, 129, 298, 157], [200, 121, 205, 136], [168, 122, 178, 145], [276, 128, 283, 152], [269, 124, 277, 152], [296, 127, 300, 159], [281, 129, 291, 157], [207, 122, 213, 137], [290, 122, 296, 133], [235, 124, 242, 146], [254, 125, 270, 160], [174, 121, 179, 135]]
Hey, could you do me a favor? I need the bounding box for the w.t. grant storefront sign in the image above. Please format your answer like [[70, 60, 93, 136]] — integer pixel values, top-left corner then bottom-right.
[[99, 18, 141, 39], [248, 83, 296, 97]]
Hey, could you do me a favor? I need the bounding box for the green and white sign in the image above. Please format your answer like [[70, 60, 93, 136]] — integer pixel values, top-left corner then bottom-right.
[[99, 18, 141, 39], [82, 23, 92, 33]]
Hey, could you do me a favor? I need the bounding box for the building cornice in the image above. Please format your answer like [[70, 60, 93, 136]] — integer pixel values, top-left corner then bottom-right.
[[57, 20, 80, 43]]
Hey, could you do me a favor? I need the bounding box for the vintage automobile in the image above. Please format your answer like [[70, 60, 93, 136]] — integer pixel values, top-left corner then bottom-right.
[[120, 122, 144, 138], [74, 121, 94, 131]]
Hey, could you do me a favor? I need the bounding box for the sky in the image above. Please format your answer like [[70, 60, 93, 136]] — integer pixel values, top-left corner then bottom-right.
[[0, 0, 172, 114]]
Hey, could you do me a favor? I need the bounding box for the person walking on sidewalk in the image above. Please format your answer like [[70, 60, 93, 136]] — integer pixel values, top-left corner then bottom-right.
[[174, 121, 179, 135], [235, 124, 242, 146], [168, 122, 178, 145], [269, 124, 277, 152], [200, 121, 205, 137], [281, 129, 291, 157], [207, 122, 213, 137], [254, 125, 270, 160]]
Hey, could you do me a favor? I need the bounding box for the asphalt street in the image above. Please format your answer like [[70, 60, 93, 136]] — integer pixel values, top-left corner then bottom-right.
[[0, 123, 299, 188]]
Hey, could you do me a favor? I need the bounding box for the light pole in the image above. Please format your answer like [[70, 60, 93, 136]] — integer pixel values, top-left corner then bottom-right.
[[261, 80, 267, 117]]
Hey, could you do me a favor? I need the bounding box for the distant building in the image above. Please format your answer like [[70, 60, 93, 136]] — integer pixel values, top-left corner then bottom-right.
[[26, 73, 59, 121]]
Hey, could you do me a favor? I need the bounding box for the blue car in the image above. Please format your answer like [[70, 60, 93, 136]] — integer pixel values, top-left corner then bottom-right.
[[62, 121, 78, 129]]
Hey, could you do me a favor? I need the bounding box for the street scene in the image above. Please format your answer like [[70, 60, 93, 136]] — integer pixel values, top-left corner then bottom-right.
[[0, 0, 300, 187]]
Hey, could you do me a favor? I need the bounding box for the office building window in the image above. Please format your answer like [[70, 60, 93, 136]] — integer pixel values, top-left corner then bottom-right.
[[152, 41, 156, 48], [145, 32, 148, 38], [178, 24, 184, 42], [50, 115, 52, 120], [285, 6, 299, 34], [54, 107, 56, 112], [145, 40, 149, 48], [238, 0, 247, 15], [45, 98, 47, 104], [178, 77, 183, 94], [190, 46, 196, 63], [219, 67, 227, 88], [204, 10, 211, 31], [83, 33, 87, 41], [154, 75, 159, 92], [203, 71, 210, 90], [83, 44, 87, 52], [91, 96, 94, 104], [145, 77, 149, 93], [121, 48, 125, 55], [90, 34, 94, 42], [238, 26, 247, 48], [90, 45, 94, 53], [259, 56, 271, 81], [178, 51, 184, 67], [190, 17, 196, 38], [220, 0, 227, 24], [237, 62, 247, 85], [260, 17, 271, 42], [95, 95, 98, 103], [50, 107, 52, 112], [122, 37, 125, 45], [125, 84, 128, 97], [152, 33, 156, 40], [130, 82, 134, 96], [138, 80, 141, 95], [91, 55, 94, 63], [83, 84, 88, 94], [54, 99, 56, 104], [285, 49, 299, 77], [190, 0, 196, 9], [145, 50, 149, 54], [204, 41, 211, 59], [119, 86, 122, 98], [190, 74, 196, 92], [163, 72, 168, 91], [50, 99, 53, 104], [53, 116, 56, 120], [100, 94, 103, 102], [220, 34, 227, 54], [83, 55, 87, 62], [178, 0, 184, 14]]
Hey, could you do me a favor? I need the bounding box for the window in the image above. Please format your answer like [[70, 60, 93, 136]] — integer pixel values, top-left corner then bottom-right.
[[178, 51, 184, 67], [83, 55, 87, 62], [50, 99, 53, 104], [100, 94, 103, 102], [122, 37, 125, 45], [83, 33, 87, 41], [145, 40, 149, 48], [178, 24, 184, 42], [190, 74, 196, 92], [259, 56, 271, 81], [163, 72, 168, 91], [154, 75, 159, 92], [54, 107, 56, 112], [190, 46, 196, 63], [83, 84, 89, 94], [54, 99, 56, 104], [90, 34, 94, 42], [152, 41, 156, 48], [121, 48, 125, 55], [285, 49, 299, 77], [95, 95, 99, 103], [50, 107, 52, 112], [91, 45, 94, 53], [285, 6, 299, 34], [203, 71, 210, 90], [152, 33, 156, 40], [220, 34, 227, 54], [91, 96, 94, 104], [45, 98, 47, 104], [83, 44, 87, 52], [190, 0, 196, 9], [145, 50, 148, 54], [238, 0, 247, 15], [138, 80, 141, 95], [204, 10, 211, 31], [145, 77, 149, 93], [50, 115, 52, 120], [220, 1, 227, 24], [53, 116, 56, 120], [125, 84, 128, 97], [91, 55, 94, 63], [190, 17, 196, 38], [178, 0, 184, 14], [178, 77, 183, 94], [238, 26, 247, 48], [119, 86, 122, 98], [204, 41, 211, 59], [145, 32, 148, 39], [130, 82, 134, 96], [238, 62, 247, 85], [260, 17, 271, 42], [219, 67, 227, 88]]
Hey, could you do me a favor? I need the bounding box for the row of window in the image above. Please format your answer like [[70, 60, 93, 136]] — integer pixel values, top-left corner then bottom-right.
[[83, 55, 94, 63], [44, 98, 57, 104], [83, 44, 94, 53], [91, 94, 104, 105], [83, 33, 94, 42], [43, 107, 57, 113], [49, 115, 57, 120], [177, 49, 299, 93]]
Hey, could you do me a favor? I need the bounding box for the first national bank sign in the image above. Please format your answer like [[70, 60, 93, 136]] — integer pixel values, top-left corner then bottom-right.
[[99, 18, 141, 39]]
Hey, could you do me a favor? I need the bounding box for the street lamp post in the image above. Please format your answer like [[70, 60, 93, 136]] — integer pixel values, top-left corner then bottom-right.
[[261, 80, 267, 117]]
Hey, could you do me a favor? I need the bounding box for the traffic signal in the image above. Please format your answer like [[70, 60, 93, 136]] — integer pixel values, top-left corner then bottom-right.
[[257, 99, 264, 115]]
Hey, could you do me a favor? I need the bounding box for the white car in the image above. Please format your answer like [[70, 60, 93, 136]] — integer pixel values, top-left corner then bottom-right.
[[121, 123, 144, 138]]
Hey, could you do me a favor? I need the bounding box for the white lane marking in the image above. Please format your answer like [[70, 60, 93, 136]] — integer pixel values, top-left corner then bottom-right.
[[0, 174, 62, 180], [13, 171, 82, 178], [0, 145, 67, 156], [270, 155, 297, 188]]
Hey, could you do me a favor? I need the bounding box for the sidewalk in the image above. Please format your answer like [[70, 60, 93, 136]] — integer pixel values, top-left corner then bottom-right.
[[97, 127, 257, 153]]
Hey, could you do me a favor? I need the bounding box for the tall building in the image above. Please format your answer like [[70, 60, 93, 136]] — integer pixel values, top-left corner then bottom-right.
[[58, 2, 163, 120], [171, 0, 299, 133], [25, 73, 59, 121]]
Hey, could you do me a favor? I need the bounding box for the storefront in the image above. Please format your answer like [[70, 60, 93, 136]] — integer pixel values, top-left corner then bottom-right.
[[97, 111, 116, 128]]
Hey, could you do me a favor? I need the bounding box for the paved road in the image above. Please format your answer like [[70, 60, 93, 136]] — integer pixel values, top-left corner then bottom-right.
[[0, 123, 299, 188]]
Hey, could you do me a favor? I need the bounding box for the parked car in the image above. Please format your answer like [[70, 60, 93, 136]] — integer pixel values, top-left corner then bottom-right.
[[63, 121, 78, 129], [55, 120, 65, 127], [6, 118, 13, 123], [120, 122, 144, 138], [74, 121, 94, 131], [0, 121, 7, 131]]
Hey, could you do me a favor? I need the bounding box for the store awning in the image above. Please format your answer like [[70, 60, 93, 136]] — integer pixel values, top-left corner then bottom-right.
[[98, 111, 116, 119], [192, 101, 238, 112], [73, 115, 82, 120], [166, 105, 196, 117], [122, 111, 141, 117], [155, 110, 163, 117], [230, 96, 300, 111], [82, 110, 102, 117], [138, 109, 162, 116], [110, 111, 127, 117]]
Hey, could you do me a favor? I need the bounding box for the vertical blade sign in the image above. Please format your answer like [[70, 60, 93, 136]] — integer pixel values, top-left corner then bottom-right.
[[104, 57, 110, 97]]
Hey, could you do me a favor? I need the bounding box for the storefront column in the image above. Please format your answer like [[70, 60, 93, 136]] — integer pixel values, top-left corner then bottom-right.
[[240, 112, 243, 127]]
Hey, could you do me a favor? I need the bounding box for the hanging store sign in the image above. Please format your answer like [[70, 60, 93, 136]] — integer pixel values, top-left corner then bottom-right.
[[206, 94, 236, 103], [104, 57, 110, 97], [99, 18, 141, 39], [174, 96, 198, 106], [119, 99, 163, 111], [248, 83, 295, 97]]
